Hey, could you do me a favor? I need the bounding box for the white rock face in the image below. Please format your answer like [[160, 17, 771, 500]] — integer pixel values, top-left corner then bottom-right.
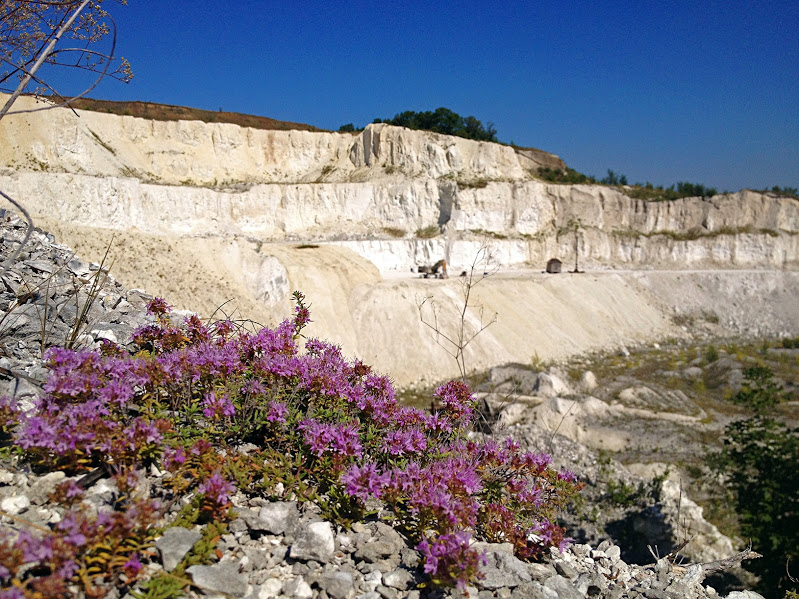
[[2, 93, 797, 274], [2, 94, 799, 386]]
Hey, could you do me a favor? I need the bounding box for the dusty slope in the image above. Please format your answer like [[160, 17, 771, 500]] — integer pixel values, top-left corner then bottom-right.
[[31, 218, 671, 383], [35, 218, 799, 386]]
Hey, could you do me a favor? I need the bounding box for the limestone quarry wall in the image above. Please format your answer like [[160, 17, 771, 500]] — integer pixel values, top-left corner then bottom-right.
[[0, 95, 558, 186], [2, 95, 799, 384], [2, 94, 797, 275], [2, 170, 796, 272]]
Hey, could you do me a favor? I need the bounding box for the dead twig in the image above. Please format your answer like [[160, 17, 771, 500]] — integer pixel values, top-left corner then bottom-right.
[[670, 545, 763, 582]]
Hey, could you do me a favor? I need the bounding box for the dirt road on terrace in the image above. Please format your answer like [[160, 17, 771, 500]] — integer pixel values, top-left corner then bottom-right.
[[32, 219, 799, 386]]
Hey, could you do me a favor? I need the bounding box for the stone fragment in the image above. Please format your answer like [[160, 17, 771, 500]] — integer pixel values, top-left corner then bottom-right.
[[382, 567, 414, 590], [477, 550, 532, 589], [400, 547, 419, 568], [580, 370, 598, 393], [282, 576, 313, 599], [527, 562, 558, 581], [510, 582, 548, 599], [605, 544, 622, 563], [354, 540, 398, 563], [363, 570, 383, 588], [543, 575, 583, 599], [186, 563, 248, 597], [91, 328, 118, 344], [258, 501, 298, 535], [683, 366, 704, 380], [243, 546, 269, 572], [28, 471, 66, 504], [156, 526, 202, 571], [535, 372, 572, 398], [373, 522, 406, 551], [317, 571, 355, 599], [24, 260, 55, 274], [0, 494, 30, 515], [256, 577, 283, 598], [375, 585, 397, 599], [497, 402, 529, 427], [554, 560, 578, 580], [290, 521, 335, 563], [575, 572, 607, 596], [236, 507, 273, 533], [0, 468, 15, 484]]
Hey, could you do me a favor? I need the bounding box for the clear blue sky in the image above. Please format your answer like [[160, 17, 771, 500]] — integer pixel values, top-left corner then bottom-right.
[[60, 0, 799, 192]]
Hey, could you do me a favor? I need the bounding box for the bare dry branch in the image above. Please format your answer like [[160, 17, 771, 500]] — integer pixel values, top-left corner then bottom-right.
[[671, 546, 763, 583], [416, 239, 499, 384]]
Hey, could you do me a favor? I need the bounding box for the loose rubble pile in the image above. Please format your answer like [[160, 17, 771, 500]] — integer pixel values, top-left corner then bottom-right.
[[0, 215, 765, 598], [0, 462, 764, 599], [0, 211, 152, 398]]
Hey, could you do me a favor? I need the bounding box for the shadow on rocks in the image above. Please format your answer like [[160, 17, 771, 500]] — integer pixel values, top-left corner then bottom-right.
[[605, 504, 676, 565]]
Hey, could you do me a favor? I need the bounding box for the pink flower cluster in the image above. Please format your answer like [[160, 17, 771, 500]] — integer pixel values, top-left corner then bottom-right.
[[0, 294, 580, 591]]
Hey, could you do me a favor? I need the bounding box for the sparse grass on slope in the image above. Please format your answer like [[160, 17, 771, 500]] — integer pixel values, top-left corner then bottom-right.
[[60, 97, 325, 132]]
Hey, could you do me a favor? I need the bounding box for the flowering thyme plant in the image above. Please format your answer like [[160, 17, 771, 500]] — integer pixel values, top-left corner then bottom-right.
[[0, 291, 580, 595]]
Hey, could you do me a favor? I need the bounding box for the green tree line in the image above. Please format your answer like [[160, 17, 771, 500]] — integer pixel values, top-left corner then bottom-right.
[[340, 107, 498, 142]]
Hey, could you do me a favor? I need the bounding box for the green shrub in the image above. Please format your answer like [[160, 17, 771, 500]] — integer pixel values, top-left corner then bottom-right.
[[415, 224, 440, 239], [705, 345, 719, 363], [782, 337, 799, 349], [536, 167, 596, 185], [375, 107, 498, 142], [757, 186, 799, 200], [625, 181, 717, 201], [710, 367, 798, 597], [382, 227, 406, 238], [600, 169, 627, 186]]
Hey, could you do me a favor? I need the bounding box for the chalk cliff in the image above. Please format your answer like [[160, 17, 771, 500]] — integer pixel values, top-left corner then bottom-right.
[[1, 94, 797, 274], [1, 94, 798, 385]]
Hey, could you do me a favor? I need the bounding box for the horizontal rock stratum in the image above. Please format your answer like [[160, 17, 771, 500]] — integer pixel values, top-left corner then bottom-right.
[[1, 94, 798, 384]]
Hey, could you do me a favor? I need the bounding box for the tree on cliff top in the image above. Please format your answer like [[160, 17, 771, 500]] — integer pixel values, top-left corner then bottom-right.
[[375, 107, 498, 142]]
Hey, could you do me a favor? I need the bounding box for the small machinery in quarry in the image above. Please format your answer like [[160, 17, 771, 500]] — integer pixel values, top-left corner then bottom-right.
[[416, 259, 448, 279]]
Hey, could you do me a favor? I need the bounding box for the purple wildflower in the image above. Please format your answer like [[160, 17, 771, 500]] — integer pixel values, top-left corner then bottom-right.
[[202, 392, 235, 420], [381, 428, 427, 456], [341, 462, 390, 502], [198, 471, 235, 505], [123, 554, 143, 577], [558, 468, 578, 483], [245, 379, 266, 396], [416, 532, 485, 589], [56, 559, 79, 580], [18, 530, 53, 563], [266, 401, 289, 423], [56, 513, 87, 547], [213, 319, 235, 338], [299, 419, 362, 458], [433, 380, 476, 423], [146, 297, 171, 317], [162, 447, 187, 470]]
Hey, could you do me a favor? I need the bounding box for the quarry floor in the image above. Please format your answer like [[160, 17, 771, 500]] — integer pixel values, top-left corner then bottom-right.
[[34, 218, 799, 387]]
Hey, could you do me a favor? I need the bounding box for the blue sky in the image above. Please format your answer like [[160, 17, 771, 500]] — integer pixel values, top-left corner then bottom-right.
[[54, 0, 799, 192]]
